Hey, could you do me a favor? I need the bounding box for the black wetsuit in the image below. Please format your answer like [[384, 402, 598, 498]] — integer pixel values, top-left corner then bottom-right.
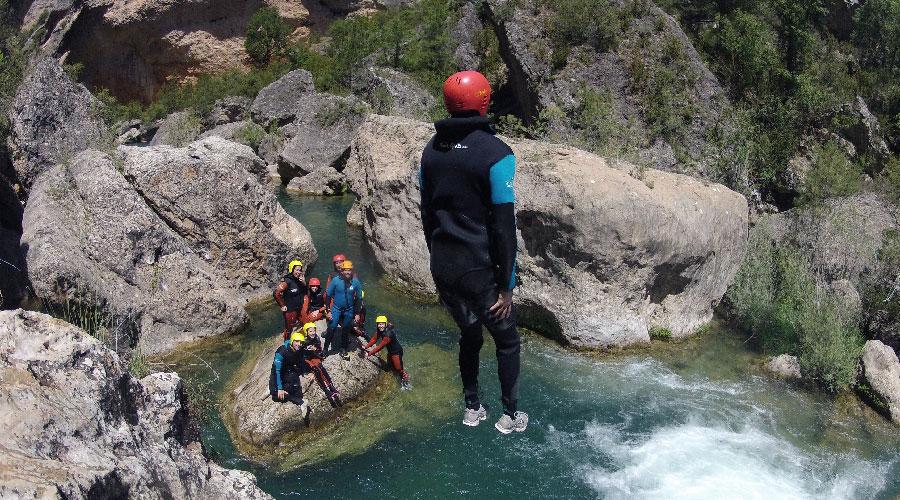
[[419, 115, 520, 415]]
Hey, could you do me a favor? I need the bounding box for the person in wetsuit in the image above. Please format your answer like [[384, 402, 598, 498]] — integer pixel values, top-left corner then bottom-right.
[[301, 278, 329, 345], [325, 260, 364, 359], [274, 260, 307, 340], [299, 322, 342, 407], [269, 330, 311, 416], [363, 315, 409, 388], [419, 70, 528, 434]]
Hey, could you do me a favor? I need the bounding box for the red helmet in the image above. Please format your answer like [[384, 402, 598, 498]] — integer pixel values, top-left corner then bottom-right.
[[443, 71, 491, 117], [332, 253, 346, 263], [308, 278, 321, 286]]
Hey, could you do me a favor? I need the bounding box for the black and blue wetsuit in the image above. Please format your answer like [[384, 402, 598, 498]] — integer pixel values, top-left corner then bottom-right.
[[269, 340, 308, 405], [419, 114, 521, 416]]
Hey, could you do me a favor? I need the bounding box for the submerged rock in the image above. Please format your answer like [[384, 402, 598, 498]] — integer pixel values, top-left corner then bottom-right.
[[859, 340, 900, 424], [0, 309, 272, 499], [765, 354, 802, 380], [22, 138, 316, 355], [285, 167, 345, 195], [344, 114, 748, 349], [226, 336, 382, 450]]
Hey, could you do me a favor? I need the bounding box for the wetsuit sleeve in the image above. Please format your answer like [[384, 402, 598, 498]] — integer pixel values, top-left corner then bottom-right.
[[274, 280, 288, 308], [488, 154, 517, 291], [419, 164, 435, 251], [369, 335, 391, 355], [363, 333, 378, 350], [301, 295, 310, 323], [326, 278, 336, 305], [273, 351, 284, 390]]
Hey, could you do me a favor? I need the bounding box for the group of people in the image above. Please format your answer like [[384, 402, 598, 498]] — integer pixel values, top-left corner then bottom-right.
[[269, 69, 528, 435], [268, 254, 409, 415]]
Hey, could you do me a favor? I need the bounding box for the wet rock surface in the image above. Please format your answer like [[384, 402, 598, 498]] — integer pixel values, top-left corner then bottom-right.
[[765, 354, 802, 380], [859, 340, 900, 424], [344, 114, 748, 349], [227, 335, 382, 448], [0, 309, 272, 499]]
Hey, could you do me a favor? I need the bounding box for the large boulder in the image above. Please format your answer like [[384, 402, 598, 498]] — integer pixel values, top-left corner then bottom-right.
[[351, 66, 437, 120], [764, 354, 802, 380], [345, 115, 748, 349], [22, 138, 316, 355], [226, 336, 381, 449], [205, 95, 253, 127], [122, 137, 316, 300], [285, 166, 345, 195], [250, 69, 317, 127], [0, 309, 272, 499], [274, 93, 369, 182], [149, 110, 202, 146], [858, 340, 900, 424], [7, 57, 107, 192]]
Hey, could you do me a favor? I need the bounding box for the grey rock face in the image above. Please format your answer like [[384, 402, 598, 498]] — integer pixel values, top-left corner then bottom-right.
[[450, 2, 484, 71], [481, 0, 735, 182], [352, 66, 437, 120], [22, 149, 247, 355], [765, 354, 802, 380], [121, 137, 317, 301], [22, 138, 316, 355], [345, 115, 748, 349], [275, 93, 368, 182], [149, 111, 202, 146], [250, 69, 317, 127], [285, 167, 345, 195], [0, 309, 272, 499], [859, 340, 900, 423], [7, 58, 107, 191], [227, 335, 381, 447]]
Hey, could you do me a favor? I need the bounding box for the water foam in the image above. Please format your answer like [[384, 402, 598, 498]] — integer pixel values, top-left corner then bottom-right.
[[577, 421, 888, 500]]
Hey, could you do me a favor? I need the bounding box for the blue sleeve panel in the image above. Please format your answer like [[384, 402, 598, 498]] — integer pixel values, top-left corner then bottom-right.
[[273, 351, 284, 390], [489, 155, 516, 204], [488, 155, 517, 291]]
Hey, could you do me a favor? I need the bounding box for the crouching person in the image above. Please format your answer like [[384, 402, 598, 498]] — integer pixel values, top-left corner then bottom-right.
[[300, 322, 343, 407], [364, 315, 410, 389], [269, 330, 311, 417]]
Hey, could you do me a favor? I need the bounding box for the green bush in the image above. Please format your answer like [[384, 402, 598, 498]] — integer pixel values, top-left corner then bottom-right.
[[0, 0, 41, 139], [543, 0, 624, 69], [649, 326, 673, 341], [883, 155, 900, 202], [727, 220, 864, 391], [232, 122, 267, 150], [245, 7, 290, 67], [799, 141, 861, 204]]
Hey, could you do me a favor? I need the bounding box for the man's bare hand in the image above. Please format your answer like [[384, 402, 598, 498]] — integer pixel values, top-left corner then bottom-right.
[[277, 390, 287, 400], [280, 306, 287, 312], [489, 290, 513, 319]]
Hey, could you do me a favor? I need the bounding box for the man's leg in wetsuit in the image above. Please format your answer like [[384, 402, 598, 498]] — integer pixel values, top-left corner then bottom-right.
[[439, 286, 485, 410], [325, 312, 343, 354]]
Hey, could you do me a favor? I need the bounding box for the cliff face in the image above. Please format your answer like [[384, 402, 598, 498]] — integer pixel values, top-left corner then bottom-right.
[[20, 0, 332, 102], [0, 309, 273, 499]]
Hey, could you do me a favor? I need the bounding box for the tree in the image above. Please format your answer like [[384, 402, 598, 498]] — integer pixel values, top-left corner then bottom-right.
[[245, 7, 289, 66]]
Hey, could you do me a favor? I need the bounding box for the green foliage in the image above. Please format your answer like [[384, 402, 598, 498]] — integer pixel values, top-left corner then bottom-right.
[[128, 349, 151, 378], [314, 99, 366, 127], [543, 0, 624, 69], [232, 122, 267, 150], [727, 221, 864, 391], [799, 141, 861, 204], [649, 326, 673, 341], [245, 7, 290, 67], [572, 86, 626, 153], [882, 155, 900, 202], [853, 0, 900, 71], [183, 375, 216, 425], [0, 0, 40, 140]]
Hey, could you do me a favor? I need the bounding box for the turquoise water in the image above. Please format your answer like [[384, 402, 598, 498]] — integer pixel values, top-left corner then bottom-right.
[[170, 193, 900, 499]]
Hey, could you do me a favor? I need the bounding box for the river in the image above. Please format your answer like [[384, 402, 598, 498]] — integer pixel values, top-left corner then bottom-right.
[[164, 192, 900, 499]]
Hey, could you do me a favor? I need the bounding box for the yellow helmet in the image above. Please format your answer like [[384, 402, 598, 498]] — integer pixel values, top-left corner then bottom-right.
[[375, 315, 388, 324], [290, 330, 306, 343], [340, 260, 354, 270], [288, 260, 304, 273], [302, 322, 317, 335]]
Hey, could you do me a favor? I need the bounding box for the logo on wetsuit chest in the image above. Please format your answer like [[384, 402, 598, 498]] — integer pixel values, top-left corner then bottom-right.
[[290, 288, 298, 293], [439, 142, 469, 150]]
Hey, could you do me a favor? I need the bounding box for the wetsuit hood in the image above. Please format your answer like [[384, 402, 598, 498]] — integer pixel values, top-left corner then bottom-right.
[[434, 116, 495, 138]]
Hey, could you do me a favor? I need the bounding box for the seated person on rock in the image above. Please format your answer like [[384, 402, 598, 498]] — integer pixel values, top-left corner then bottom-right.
[[363, 315, 410, 388], [269, 329, 312, 415], [325, 259, 364, 360], [301, 278, 330, 345], [299, 322, 342, 408], [274, 260, 307, 340]]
